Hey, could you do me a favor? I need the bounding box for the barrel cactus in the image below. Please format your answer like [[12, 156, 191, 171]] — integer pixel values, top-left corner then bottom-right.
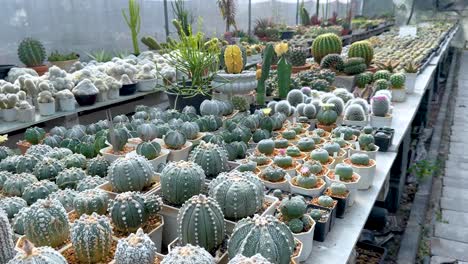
[[374, 79, 390, 91], [33, 158, 64, 180], [73, 189, 109, 216], [286, 89, 304, 107], [137, 123, 158, 141], [312, 33, 342, 63], [326, 96, 345, 116], [320, 53, 345, 71], [343, 57, 367, 75], [209, 170, 264, 220], [0, 170, 13, 190], [3, 173, 38, 197], [228, 215, 295, 264], [257, 139, 275, 155], [70, 212, 113, 263], [62, 153, 87, 169], [86, 156, 110, 178], [24, 126, 46, 145], [160, 161, 206, 206], [107, 127, 129, 152], [0, 146, 13, 163], [371, 95, 390, 117], [47, 147, 73, 160], [136, 141, 162, 160], [189, 142, 229, 178], [294, 167, 318, 189], [15, 154, 40, 173], [22, 180, 59, 205], [162, 244, 215, 264], [12, 207, 29, 235], [76, 176, 106, 191], [229, 254, 273, 264], [0, 197, 27, 220], [109, 192, 162, 233], [48, 189, 78, 212], [356, 72, 373, 88], [177, 194, 225, 253], [180, 122, 200, 140], [334, 163, 354, 181], [26, 144, 54, 158], [24, 198, 70, 247], [108, 156, 154, 192], [348, 40, 374, 66], [390, 72, 406, 89], [274, 149, 294, 169], [0, 209, 16, 263], [7, 237, 67, 264], [373, 70, 391, 81], [344, 104, 366, 121], [56, 167, 87, 190], [114, 228, 156, 264]]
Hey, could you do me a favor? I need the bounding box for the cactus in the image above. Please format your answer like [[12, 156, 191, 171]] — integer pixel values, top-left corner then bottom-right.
[[348, 98, 369, 113], [48, 189, 78, 212], [180, 122, 200, 140], [320, 53, 345, 72], [262, 165, 287, 182], [9, 237, 67, 264], [287, 49, 307, 67], [257, 139, 275, 155], [0, 146, 13, 163], [0, 197, 27, 220], [317, 103, 338, 126], [286, 89, 304, 107], [160, 161, 206, 206], [33, 157, 64, 181], [63, 153, 87, 170], [348, 41, 374, 66], [108, 156, 154, 192], [141, 36, 161, 50], [334, 163, 354, 181], [322, 142, 340, 156], [274, 150, 293, 169], [350, 153, 371, 166], [17, 38, 46, 67], [310, 149, 329, 164], [311, 33, 342, 63], [3, 173, 38, 197], [107, 127, 129, 153], [257, 44, 274, 106], [42, 135, 63, 148], [189, 142, 229, 178], [228, 215, 295, 264], [343, 57, 367, 75], [355, 72, 373, 88], [229, 254, 272, 264], [311, 78, 331, 92], [26, 144, 53, 158], [136, 123, 158, 142], [371, 95, 390, 117], [114, 228, 156, 264], [296, 137, 315, 152], [330, 182, 348, 196], [136, 141, 162, 160], [373, 70, 391, 81], [279, 195, 307, 220], [344, 104, 366, 121], [15, 154, 40, 173], [252, 129, 271, 143], [390, 72, 406, 89], [24, 127, 45, 145], [177, 194, 225, 253], [357, 134, 377, 151], [56, 167, 87, 190], [224, 45, 244, 74], [294, 167, 318, 188], [162, 244, 215, 264], [109, 192, 162, 232], [326, 96, 345, 116], [286, 146, 301, 157], [277, 44, 292, 99], [302, 159, 323, 174], [309, 209, 323, 221], [374, 79, 390, 91], [302, 104, 317, 119], [22, 180, 59, 205], [209, 171, 264, 220], [274, 100, 292, 116], [24, 198, 70, 247], [76, 176, 107, 192], [164, 130, 187, 150], [317, 195, 334, 207], [281, 130, 296, 140], [86, 156, 110, 178], [70, 212, 113, 263]]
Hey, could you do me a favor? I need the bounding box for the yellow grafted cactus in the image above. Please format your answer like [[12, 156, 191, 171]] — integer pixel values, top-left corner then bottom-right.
[[256, 69, 262, 80], [224, 45, 244, 74]]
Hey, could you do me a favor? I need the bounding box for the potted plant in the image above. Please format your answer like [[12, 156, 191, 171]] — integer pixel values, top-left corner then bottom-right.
[[309, 195, 337, 230], [390, 72, 406, 102], [120, 74, 138, 96], [248, 153, 273, 169], [324, 182, 350, 218], [344, 153, 376, 190], [17, 38, 48, 75], [322, 141, 347, 168], [155, 129, 192, 161], [343, 104, 368, 127], [72, 79, 99, 106], [260, 165, 290, 191], [55, 90, 76, 112], [122, 0, 141, 55], [135, 141, 170, 169], [349, 132, 379, 160], [308, 148, 335, 169], [136, 64, 160, 91], [100, 121, 132, 163], [309, 208, 332, 242], [94, 79, 109, 102], [37, 91, 55, 116], [48, 51, 79, 72], [316, 103, 338, 132], [370, 95, 392, 127], [16, 100, 35, 122], [298, 159, 329, 178], [289, 167, 326, 197], [106, 76, 122, 100], [374, 127, 394, 152], [404, 61, 418, 94], [0, 93, 18, 122], [326, 163, 361, 205], [273, 149, 299, 176]]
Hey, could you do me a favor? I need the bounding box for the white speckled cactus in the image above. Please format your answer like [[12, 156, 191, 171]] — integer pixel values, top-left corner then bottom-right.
[[70, 212, 113, 263], [22, 180, 59, 205], [0, 196, 27, 220], [86, 156, 110, 178], [48, 189, 78, 212], [56, 167, 87, 190], [76, 175, 107, 192], [228, 254, 273, 264], [162, 244, 215, 264], [32, 157, 65, 181], [0, 209, 15, 263], [189, 141, 229, 178], [7, 236, 67, 264], [114, 228, 156, 264], [3, 173, 38, 197], [73, 189, 109, 216], [108, 156, 154, 192]]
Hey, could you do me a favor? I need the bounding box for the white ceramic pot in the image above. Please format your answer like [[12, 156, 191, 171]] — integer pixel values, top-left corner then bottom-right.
[[108, 89, 120, 100], [391, 89, 406, 102], [350, 160, 377, 190], [188, 132, 206, 147], [3, 108, 17, 122], [154, 139, 193, 162], [405, 73, 417, 94], [294, 215, 316, 262], [159, 204, 179, 249], [370, 114, 392, 128], [38, 102, 55, 116], [211, 71, 258, 94], [17, 107, 36, 122], [136, 78, 160, 91], [349, 146, 379, 160], [59, 98, 76, 112], [99, 146, 125, 164], [289, 177, 326, 198]]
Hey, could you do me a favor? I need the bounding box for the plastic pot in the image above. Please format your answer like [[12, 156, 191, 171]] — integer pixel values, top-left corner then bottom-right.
[[120, 83, 138, 96], [59, 98, 76, 112], [38, 102, 55, 116], [0, 65, 15, 80], [166, 90, 210, 115], [75, 94, 97, 106]]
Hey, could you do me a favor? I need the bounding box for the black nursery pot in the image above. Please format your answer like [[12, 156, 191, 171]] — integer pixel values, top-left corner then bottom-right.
[[325, 189, 349, 219], [309, 202, 337, 231], [166, 82, 210, 114], [0, 65, 15, 80], [280, 31, 295, 40], [307, 206, 332, 242], [75, 94, 97, 106], [374, 128, 394, 152], [120, 83, 138, 96]]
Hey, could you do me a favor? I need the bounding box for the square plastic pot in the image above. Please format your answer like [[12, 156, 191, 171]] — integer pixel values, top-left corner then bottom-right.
[[293, 215, 316, 262], [307, 205, 333, 241], [154, 139, 193, 162], [3, 108, 17, 122], [405, 73, 417, 94], [391, 89, 406, 102], [17, 107, 35, 123], [59, 98, 76, 112], [289, 177, 326, 198], [38, 102, 56, 116], [325, 172, 361, 206], [324, 188, 349, 219], [370, 115, 393, 128]]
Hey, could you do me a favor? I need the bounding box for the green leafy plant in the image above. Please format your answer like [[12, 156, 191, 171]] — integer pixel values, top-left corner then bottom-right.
[[86, 50, 113, 62], [409, 159, 440, 182], [47, 51, 79, 62], [172, 0, 193, 37], [122, 0, 141, 55]]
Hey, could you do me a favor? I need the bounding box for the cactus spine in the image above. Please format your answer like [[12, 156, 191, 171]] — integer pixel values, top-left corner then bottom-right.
[[312, 33, 342, 63], [189, 142, 229, 178], [162, 244, 215, 264], [8, 237, 67, 264], [114, 228, 156, 264], [348, 41, 374, 66], [108, 156, 154, 192], [17, 38, 46, 67], [0, 209, 14, 263]]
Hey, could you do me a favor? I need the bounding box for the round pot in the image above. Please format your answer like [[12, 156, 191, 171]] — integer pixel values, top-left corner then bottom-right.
[[17, 107, 36, 122], [165, 91, 210, 114], [211, 71, 257, 94], [136, 78, 160, 92], [99, 146, 125, 163], [49, 59, 78, 72], [29, 65, 48, 76], [59, 98, 76, 112], [3, 108, 17, 122], [0, 65, 15, 80], [120, 83, 138, 96], [38, 102, 56, 116], [108, 89, 120, 100], [75, 94, 97, 106]]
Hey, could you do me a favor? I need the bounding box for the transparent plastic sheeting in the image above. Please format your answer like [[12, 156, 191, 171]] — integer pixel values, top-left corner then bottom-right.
[[0, 0, 357, 65]]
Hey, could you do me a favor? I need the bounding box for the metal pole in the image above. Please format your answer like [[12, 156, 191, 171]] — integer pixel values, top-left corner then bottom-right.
[[248, 0, 252, 36], [296, 0, 300, 25], [164, 0, 169, 40]]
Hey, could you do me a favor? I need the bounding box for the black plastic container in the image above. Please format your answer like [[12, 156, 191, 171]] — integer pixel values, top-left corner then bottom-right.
[[307, 206, 332, 242], [355, 242, 388, 264], [324, 188, 349, 219], [280, 31, 295, 40], [75, 94, 97, 106], [0, 65, 15, 80], [309, 201, 337, 231], [120, 83, 138, 96], [374, 127, 395, 152]]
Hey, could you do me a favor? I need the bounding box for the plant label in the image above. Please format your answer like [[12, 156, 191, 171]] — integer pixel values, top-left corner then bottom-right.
[[355, 142, 361, 151], [333, 152, 338, 158]]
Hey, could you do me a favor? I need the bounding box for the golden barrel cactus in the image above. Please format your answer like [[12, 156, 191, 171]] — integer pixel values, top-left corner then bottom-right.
[[224, 45, 244, 74]]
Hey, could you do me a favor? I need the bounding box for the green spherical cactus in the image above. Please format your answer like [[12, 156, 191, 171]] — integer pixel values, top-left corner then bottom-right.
[[286, 89, 304, 107], [309, 209, 323, 221], [160, 161, 206, 206], [225, 141, 248, 161], [137, 123, 158, 142], [50, 126, 67, 137], [136, 141, 162, 160], [275, 138, 289, 149], [62, 153, 87, 169], [15, 154, 40, 173], [274, 100, 292, 116], [23, 127, 45, 145], [0, 146, 13, 163], [310, 149, 330, 164], [312, 33, 343, 63], [274, 150, 294, 168], [345, 104, 366, 121], [12, 207, 29, 235], [334, 163, 354, 181], [327, 96, 345, 116], [76, 175, 107, 191], [70, 212, 113, 263], [0, 170, 13, 190], [24, 198, 70, 247], [288, 218, 305, 233], [108, 156, 154, 192], [180, 122, 200, 140], [317, 195, 334, 207], [228, 215, 295, 264], [107, 127, 129, 152], [280, 195, 307, 220], [330, 182, 348, 196], [0, 197, 27, 220], [164, 130, 187, 149], [48, 189, 78, 212], [294, 168, 318, 188], [189, 142, 229, 178], [33, 158, 64, 181], [56, 167, 87, 190], [262, 165, 287, 182], [302, 159, 323, 174], [317, 103, 338, 125], [252, 129, 271, 143], [374, 79, 390, 91], [287, 49, 307, 66], [209, 171, 265, 220], [311, 78, 331, 92], [0, 209, 16, 263], [350, 153, 371, 166], [390, 72, 406, 89], [114, 228, 156, 264], [162, 244, 215, 264], [22, 180, 59, 205], [286, 146, 301, 157], [237, 160, 257, 172], [3, 173, 38, 197], [8, 237, 68, 264], [373, 70, 391, 81], [281, 130, 297, 140], [297, 137, 315, 152], [257, 139, 275, 155], [320, 53, 345, 71], [86, 156, 110, 177], [18, 38, 46, 67], [109, 192, 162, 233], [356, 71, 373, 88], [229, 254, 272, 264], [348, 41, 374, 66], [358, 134, 376, 151], [303, 104, 317, 119], [343, 57, 367, 75], [249, 153, 270, 166], [371, 95, 390, 117], [26, 144, 54, 158], [177, 194, 225, 253]]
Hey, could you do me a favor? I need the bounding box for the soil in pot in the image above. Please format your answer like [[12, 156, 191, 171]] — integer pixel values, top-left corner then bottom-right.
[[62, 240, 117, 264], [309, 198, 337, 231], [306, 207, 331, 242]]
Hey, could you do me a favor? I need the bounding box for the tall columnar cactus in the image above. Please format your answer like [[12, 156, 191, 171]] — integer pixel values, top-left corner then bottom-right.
[[114, 228, 156, 264], [108, 156, 154, 192], [209, 170, 265, 220], [257, 44, 274, 106], [70, 213, 113, 263], [189, 141, 229, 178], [311, 33, 342, 63], [160, 161, 206, 206], [228, 215, 295, 264], [344, 104, 366, 121], [86, 156, 110, 178], [348, 41, 374, 66], [17, 38, 46, 67], [224, 45, 244, 74], [136, 141, 162, 160], [73, 189, 109, 216], [33, 157, 64, 180], [48, 189, 78, 212], [276, 43, 292, 99], [56, 167, 87, 190], [177, 194, 225, 253], [371, 95, 390, 117], [7, 237, 67, 264], [0, 209, 15, 263], [24, 198, 70, 247], [162, 244, 215, 264], [122, 0, 141, 55], [22, 180, 59, 205], [109, 192, 162, 233]]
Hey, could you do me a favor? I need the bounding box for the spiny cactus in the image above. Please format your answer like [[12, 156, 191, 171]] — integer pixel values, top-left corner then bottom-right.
[[33, 157, 64, 180], [312, 33, 342, 63], [164, 130, 187, 149], [224, 45, 244, 74], [73, 189, 109, 216], [18, 38, 46, 67], [343, 57, 367, 75], [274, 100, 292, 116], [3, 173, 38, 197], [177, 194, 225, 253], [108, 156, 154, 192], [0, 209, 15, 263], [311, 78, 330, 92], [390, 72, 406, 89], [22, 180, 59, 205], [109, 192, 162, 233], [371, 95, 390, 117], [344, 104, 366, 121], [63, 153, 87, 169], [24, 127, 46, 145], [356, 71, 373, 88], [327, 96, 345, 116], [229, 254, 273, 264], [141, 36, 161, 50], [286, 89, 304, 107], [70, 212, 113, 263], [24, 198, 70, 247], [7, 237, 67, 264], [0, 146, 13, 162], [373, 70, 391, 81], [0, 197, 27, 220], [162, 244, 215, 264], [56, 167, 87, 190], [320, 53, 344, 71], [15, 154, 40, 173], [189, 142, 229, 178], [26, 144, 53, 158], [160, 161, 206, 206], [228, 215, 295, 264], [209, 170, 265, 220], [374, 79, 390, 91], [86, 156, 110, 178], [348, 41, 374, 66], [48, 189, 78, 212], [114, 228, 156, 264]]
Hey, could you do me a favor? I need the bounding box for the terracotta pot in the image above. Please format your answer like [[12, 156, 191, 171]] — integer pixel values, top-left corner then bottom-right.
[[29, 65, 48, 76], [316, 123, 337, 132], [49, 59, 78, 72], [291, 63, 312, 74]]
